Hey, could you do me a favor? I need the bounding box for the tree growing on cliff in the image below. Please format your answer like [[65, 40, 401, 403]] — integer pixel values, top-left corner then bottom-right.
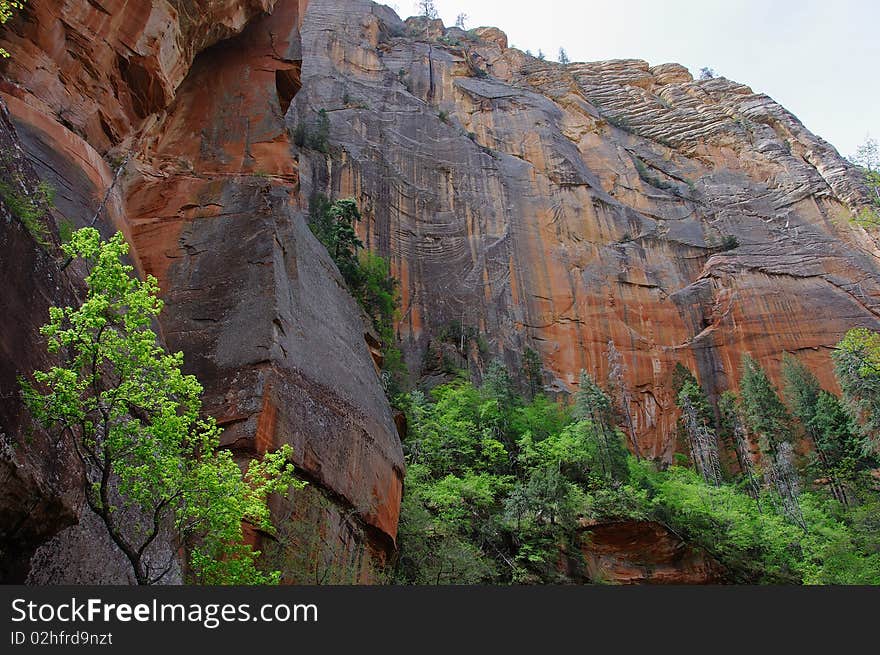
[[20, 228, 302, 584], [851, 137, 880, 200], [849, 137, 880, 225], [416, 0, 438, 20], [677, 379, 723, 486], [558, 48, 570, 65]]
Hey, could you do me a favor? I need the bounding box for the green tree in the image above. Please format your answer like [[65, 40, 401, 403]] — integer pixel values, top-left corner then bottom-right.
[[852, 137, 880, 200], [312, 197, 364, 287], [739, 354, 793, 458], [558, 47, 569, 64], [782, 353, 851, 504], [521, 347, 543, 399], [20, 228, 302, 584], [834, 327, 880, 454], [0, 0, 25, 58], [850, 137, 880, 225], [677, 379, 722, 485], [573, 370, 629, 482]]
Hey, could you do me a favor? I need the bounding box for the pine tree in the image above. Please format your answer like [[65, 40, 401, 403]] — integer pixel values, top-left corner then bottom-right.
[[833, 328, 880, 455], [782, 353, 849, 504], [677, 379, 722, 486], [738, 355, 803, 523], [606, 340, 641, 460], [719, 391, 761, 500], [573, 370, 628, 482], [558, 48, 570, 64], [522, 347, 543, 399], [739, 354, 793, 458]]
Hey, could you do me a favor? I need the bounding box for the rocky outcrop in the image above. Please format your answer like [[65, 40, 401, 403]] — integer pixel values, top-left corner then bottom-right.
[[293, 0, 880, 459], [577, 520, 727, 584], [0, 103, 82, 581], [1, 0, 404, 583]]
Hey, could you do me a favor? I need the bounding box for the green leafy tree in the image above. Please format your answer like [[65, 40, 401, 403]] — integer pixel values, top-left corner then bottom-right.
[[852, 137, 880, 200], [20, 228, 302, 584], [850, 137, 880, 225], [0, 0, 25, 58]]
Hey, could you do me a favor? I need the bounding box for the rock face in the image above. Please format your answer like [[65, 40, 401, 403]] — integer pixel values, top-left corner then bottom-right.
[[0, 0, 404, 583], [577, 520, 727, 584], [0, 103, 81, 581], [293, 0, 880, 459]]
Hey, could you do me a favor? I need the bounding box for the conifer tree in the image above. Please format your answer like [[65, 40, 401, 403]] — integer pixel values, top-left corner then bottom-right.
[[606, 340, 641, 459], [782, 353, 849, 504], [833, 328, 880, 454]]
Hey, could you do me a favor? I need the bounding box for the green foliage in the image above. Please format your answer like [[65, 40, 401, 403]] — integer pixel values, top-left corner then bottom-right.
[[20, 228, 303, 584], [522, 347, 543, 399], [57, 217, 76, 244], [633, 156, 675, 190], [293, 109, 331, 153], [573, 371, 630, 483], [397, 348, 880, 584], [850, 138, 880, 225], [0, 0, 25, 58], [719, 234, 740, 250], [0, 179, 55, 247], [833, 327, 880, 455], [396, 365, 646, 584], [309, 196, 364, 289], [308, 196, 405, 397]]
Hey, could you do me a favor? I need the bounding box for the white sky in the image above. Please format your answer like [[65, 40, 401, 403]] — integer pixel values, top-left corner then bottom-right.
[[389, 1, 878, 158]]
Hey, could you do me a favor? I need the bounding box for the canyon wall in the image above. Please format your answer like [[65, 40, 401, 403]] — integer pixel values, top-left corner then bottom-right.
[[294, 0, 880, 459], [0, 0, 404, 583]]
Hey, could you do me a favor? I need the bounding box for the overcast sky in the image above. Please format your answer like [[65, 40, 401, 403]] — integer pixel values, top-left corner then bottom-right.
[[389, 1, 877, 158]]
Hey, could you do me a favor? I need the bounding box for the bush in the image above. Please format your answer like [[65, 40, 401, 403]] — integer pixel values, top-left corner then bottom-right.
[[0, 179, 55, 247], [719, 234, 740, 251]]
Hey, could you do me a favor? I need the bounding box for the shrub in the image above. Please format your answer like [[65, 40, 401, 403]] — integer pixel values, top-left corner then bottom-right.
[[719, 234, 740, 251], [0, 178, 55, 247]]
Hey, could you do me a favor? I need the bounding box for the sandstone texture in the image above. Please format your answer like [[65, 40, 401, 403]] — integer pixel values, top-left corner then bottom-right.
[[294, 0, 880, 459], [578, 520, 727, 584]]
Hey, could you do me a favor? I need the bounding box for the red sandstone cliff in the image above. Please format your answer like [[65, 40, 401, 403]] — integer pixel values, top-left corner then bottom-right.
[[293, 0, 880, 461], [0, 0, 403, 583]]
